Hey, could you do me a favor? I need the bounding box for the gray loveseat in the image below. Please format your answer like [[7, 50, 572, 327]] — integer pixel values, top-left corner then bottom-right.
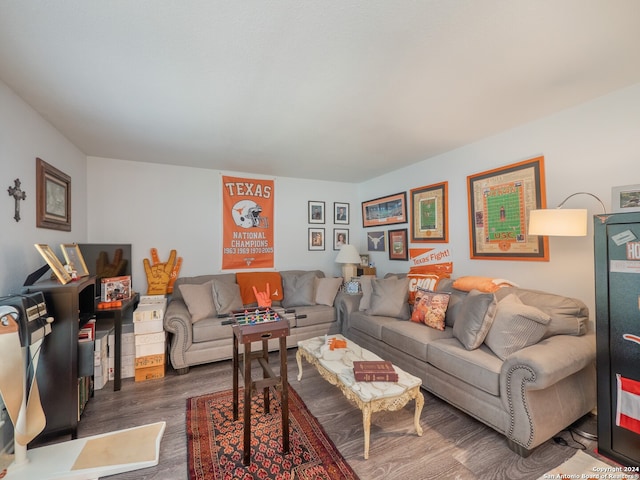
[[164, 270, 341, 373], [338, 275, 596, 456]]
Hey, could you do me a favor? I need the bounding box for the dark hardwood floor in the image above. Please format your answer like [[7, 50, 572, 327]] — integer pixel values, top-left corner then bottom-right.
[[75, 349, 598, 479]]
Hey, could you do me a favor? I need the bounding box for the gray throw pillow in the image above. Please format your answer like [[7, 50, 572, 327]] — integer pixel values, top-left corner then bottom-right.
[[484, 294, 551, 360], [179, 281, 216, 322], [358, 276, 375, 311], [211, 279, 243, 314], [281, 271, 317, 308], [366, 277, 410, 319], [452, 289, 497, 350]]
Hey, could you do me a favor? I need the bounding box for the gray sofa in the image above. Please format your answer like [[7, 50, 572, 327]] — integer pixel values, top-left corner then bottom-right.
[[338, 275, 596, 456], [164, 270, 341, 373]]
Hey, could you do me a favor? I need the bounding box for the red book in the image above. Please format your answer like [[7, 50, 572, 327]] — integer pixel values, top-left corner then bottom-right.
[[353, 360, 399, 382]]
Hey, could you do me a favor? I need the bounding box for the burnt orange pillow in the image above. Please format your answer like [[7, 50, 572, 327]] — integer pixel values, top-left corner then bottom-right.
[[452, 276, 518, 293], [407, 262, 452, 304], [235, 272, 284, 305]]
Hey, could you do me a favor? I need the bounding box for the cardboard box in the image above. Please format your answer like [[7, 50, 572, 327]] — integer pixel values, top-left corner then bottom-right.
[[135, 364, 165, 382], [135, 331, 165, 346], [135, 341, 165, 357], [109, 353, 135, 380], [133, 318, 163, 335], [135, 354, 165, 369], [133, 302, 166, 322]]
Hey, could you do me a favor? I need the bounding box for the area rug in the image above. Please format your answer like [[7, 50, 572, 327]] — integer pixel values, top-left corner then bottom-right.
[[186, 386, 359, 480], [538, 450, 639, 480]]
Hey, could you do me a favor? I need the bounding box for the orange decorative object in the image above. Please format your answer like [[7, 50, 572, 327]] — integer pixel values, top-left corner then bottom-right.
[[143, 248, 182, 295], [252, 284, 272, 308], [328, 337, 347, 350], [97, 300, 122, 309]]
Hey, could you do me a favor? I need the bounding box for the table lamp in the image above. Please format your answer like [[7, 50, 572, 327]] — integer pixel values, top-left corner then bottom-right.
[[335, 244, 361, 282]]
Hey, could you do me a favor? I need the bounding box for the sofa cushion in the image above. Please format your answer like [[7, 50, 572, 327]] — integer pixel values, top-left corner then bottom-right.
[[410, 289, 450, 331], [172, 273, 236, 302], [367, 277, 410, 319], [291, 304, 337, 328], [494, 287, 589, 338], [349, 311, 397, 340], [236, 271, 284, 305], [179, 281, 216, 322], [358, 275, 375, 311], [452, 290, 497, 350], [381, 321, 453, 362], [314, 277, 343, 306], [484, 294, 551, 360], [192, 317, 234, 343], [281, 271, 318, 308], [211, 279, 243, 314], [428, 338, 502, 396]]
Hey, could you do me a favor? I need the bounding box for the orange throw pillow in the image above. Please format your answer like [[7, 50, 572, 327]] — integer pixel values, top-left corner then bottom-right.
[[452, 276, 517, 293]]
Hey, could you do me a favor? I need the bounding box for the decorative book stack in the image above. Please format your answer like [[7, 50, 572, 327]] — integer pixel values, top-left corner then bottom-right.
[[353, 360, 399, 382]]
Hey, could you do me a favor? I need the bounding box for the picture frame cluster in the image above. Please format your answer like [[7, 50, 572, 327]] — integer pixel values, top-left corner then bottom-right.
[[307, 201, 351, 251]]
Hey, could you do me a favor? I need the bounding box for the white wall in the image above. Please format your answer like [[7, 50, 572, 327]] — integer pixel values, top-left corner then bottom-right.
[[0, 79, 88, 296], [359, 82, 640, 316], [86, 158, 359, 293]]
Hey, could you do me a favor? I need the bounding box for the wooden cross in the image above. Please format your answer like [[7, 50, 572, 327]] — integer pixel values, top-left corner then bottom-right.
[[7, 178, 26, 222]]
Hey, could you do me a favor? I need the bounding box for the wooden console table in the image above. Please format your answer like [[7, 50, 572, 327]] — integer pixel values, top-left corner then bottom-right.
[[232, 319, 290, 465]]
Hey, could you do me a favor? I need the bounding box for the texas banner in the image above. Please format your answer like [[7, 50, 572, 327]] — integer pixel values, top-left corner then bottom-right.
[[221, 175, 274, 269]]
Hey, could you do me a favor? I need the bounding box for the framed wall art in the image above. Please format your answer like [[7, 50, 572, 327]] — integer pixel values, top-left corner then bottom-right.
[[35, 243, 72, 284], [308, 201, 325, 224], [366, 230, 386, 251], [36, 157, 71, 231], [611, 184, 640, 212], [308, 228, 325, 250], [334, 202, 349, 224], [61, 243, 90, 277], [361, 192, 407, 228], [388, 228, 408, 261], [467, 156, 548, 261], [410, 181, 448, 243], [333, 228, 349, 250]]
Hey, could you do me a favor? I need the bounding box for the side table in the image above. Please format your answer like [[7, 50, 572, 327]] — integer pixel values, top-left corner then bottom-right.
[[232, 319, 290, 465]]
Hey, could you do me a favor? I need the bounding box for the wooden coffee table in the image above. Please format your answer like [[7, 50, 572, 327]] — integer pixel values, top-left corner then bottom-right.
[[296, 334, 424, 459]]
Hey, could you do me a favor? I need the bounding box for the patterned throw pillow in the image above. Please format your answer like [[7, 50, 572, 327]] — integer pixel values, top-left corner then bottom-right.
[[410, 288, 451, 330]]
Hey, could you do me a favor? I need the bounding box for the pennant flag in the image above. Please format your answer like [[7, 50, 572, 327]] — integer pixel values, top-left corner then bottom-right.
[[616, 374, 640, 435]]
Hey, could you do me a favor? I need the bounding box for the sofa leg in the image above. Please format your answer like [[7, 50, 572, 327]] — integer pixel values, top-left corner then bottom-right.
[[506, 439, 533, 457], [176, 367, 189, 375]]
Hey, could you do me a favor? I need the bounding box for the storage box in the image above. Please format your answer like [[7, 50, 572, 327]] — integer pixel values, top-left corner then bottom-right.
[[133, 301, 166, 322], [135, 341, 165, 357], [133, 317, 163, 335], [135, 331, 165, 346], [135, 354, 165, 369], [134, 364, 165, 382]]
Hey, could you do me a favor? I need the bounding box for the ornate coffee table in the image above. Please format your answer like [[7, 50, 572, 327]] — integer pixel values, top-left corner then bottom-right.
[[296, 334, 424, 459]]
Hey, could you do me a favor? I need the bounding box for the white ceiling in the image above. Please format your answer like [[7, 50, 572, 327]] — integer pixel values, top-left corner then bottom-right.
[[2, 1, 640, 183]]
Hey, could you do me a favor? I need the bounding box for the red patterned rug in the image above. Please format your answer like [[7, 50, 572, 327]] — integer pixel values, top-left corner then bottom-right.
[[186, 386, 359, 480]]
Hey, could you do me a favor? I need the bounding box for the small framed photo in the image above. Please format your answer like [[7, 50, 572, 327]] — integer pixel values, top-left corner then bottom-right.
[[334, 202, 349, 224], [333, 228, 349, 250], [309, 228, 325, 250], [367, 230, 386, 252], [308, 201, 325, 224], [388, 228, 409, 261], [61, 243, 90, 277], [612, 184, 640, 212], [360, 254, 370, 267], [35, 243, 72, 284]]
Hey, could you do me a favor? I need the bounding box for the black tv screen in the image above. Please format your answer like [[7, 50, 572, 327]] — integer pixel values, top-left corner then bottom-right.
[[77, 243, 132, 282]]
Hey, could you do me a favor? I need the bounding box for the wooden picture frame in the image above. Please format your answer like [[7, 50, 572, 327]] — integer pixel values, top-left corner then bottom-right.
[[61, 243, 89, 277], [36, 157, 71, 231], [410, 181, 448, 243], [308, 201, 325, 224], [366, 230, 386, 252], [359, 254, 370, 267], [388, 228, 408, 261], [362, 192, 407, 228], [333, 228, 349, 250], [611, 184, 640, 213], [308, 228, 325, 250], [35, 243, 72, 284], [467, 156, 548, 261], [334, 202, 349, 224]]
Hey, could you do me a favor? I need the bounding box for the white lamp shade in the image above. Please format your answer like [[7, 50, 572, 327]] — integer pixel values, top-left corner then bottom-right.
[[528, 209, 588, 236], [335, 244, 361, 264]]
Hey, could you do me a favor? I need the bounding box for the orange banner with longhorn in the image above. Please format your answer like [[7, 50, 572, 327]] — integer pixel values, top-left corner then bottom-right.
[[222, 175, 275, 269]]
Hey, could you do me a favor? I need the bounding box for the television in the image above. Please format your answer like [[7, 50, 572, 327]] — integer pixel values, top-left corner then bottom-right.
[[77, 243, 132, 293]]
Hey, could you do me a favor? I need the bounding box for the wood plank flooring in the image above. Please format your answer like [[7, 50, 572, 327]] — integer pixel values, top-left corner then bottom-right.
[[75, 349, 597, 480]]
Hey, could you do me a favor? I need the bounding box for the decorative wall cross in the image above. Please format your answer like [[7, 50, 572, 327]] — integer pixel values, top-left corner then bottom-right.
[[7, 178, 26, 222]]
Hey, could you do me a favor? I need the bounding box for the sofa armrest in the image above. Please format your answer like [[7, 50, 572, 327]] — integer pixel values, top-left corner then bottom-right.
[[335, 292, 362, 335], [164, 299, 193, 369]]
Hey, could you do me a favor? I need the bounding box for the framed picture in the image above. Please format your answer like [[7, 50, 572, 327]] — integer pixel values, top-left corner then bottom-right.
[[35, 243, 72, 284], [359, 254, 370, 267], [308, 228, 325, 250], [362, 192, 408, 228], [36, 157, 71, 231], [467, 156, 548, 261], [61, 243, 89, 277], [411, 182, 448, 242], [333, 228, 349, 250], [308, 201, 325, 224], [367, 230, 386, 252], [388, 229, 408, 261], [334, 202, 349, 224], [612, 184, 640, 212]]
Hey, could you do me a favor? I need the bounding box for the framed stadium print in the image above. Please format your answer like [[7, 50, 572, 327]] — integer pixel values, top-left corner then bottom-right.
[[410, 181, 448, 243], [467, 156, 548, 261], [361, 192, 407, 228]]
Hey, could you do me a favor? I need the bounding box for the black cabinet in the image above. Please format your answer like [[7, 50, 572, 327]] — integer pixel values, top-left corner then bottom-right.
[[23, 275, 96, 443], [594, 212, 640, 467]]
